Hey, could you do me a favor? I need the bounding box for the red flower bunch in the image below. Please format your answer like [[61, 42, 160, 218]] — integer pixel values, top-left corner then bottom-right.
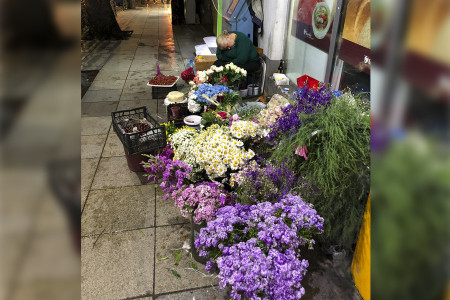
[[221, 76, 228, 82], [181, 68, 195, 83], [216, 112, 228, 119]]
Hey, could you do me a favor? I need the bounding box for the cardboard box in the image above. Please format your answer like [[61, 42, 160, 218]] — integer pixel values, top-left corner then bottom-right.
[[195, 55, 217, 71]]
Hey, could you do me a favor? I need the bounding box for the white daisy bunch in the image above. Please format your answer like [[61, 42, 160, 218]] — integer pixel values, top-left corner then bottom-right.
[[191, 124, 255, 179], [168, 128, 199, 169], [230, 120, 263, 140]]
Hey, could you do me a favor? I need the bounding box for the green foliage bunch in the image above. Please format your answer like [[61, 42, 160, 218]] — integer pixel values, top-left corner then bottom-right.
[[270, 93, 370, 250], [371, 135, 450, 300]]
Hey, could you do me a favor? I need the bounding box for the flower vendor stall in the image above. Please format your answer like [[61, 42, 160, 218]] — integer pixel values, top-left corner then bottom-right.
[[137, 62, 370, 299]]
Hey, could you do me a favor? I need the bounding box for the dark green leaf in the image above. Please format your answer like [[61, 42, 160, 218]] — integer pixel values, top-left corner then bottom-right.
[[171, 269, 181, 278], [173, 250, 182, 265], [189, 261, 197, 270]]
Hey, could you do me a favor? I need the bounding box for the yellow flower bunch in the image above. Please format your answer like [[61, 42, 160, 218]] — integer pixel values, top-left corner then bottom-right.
[[192, 124, 255, 179]]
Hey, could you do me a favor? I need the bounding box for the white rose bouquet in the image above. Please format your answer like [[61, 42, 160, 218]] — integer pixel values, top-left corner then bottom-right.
[[192, 63, 247, 89]]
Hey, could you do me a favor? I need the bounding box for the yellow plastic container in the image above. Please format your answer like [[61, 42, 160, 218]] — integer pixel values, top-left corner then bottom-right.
[[351, 193, 371, 300]]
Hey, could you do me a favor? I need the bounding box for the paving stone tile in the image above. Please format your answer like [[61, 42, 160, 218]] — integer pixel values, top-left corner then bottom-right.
[[91, 157, 143, 190], [82, 190, 88, 211], [107, 54, 135, 62], [155, 186, 188, 226], [82, 54, 111, 71], [158, 45, 178, 56], [81, 158, 99, 191], [82, 89, 122, 102], [155, 286, 228, 300], [102, 131, 125, 158], [127, 70, 155, 81], [179, 48, 196, 60], [135, 46, 159, 57], [81, 134, 107, 159], [158, 60, 183, 71], [108, 49, 137, 55], [154, 224, 218, 295], [82, 185, 155, 235], [123, 78, 152, 93], [120, 91, 155, 101], [81, 229, 154, 300], [101, 60, 133, 71], [93, 70, 129, 81], [134, 53, 159, 61], [116, 99, 158, 112], [129, 58, 158, 71], [81, 101, 119, 117], [81, 116, 111, 136], [138, 39, 160, 47], [88, 79, 126, 91]]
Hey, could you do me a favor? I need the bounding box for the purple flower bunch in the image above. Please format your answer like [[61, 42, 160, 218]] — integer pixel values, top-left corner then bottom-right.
[[230, 161, 299, 204], [171, 182, 231, 224], [142, 148, 191, 200], [194, 195, 323, 299], [267, 86, 333, 141], [217, 239, 309, 300]]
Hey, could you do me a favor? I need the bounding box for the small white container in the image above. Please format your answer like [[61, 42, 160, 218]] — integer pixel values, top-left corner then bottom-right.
[[239, 89, 248, 97], [184, 115, 202, 130]]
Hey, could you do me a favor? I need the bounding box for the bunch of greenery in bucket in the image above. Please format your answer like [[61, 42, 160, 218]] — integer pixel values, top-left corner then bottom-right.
[[200, 110, 229, 128], [270, 88, 370, 250], [170, 181, 233, 224], [232, 102, 265, 122], [194, 194, 324, 300], [141, 146, 192, 200], [161, 120, 177, 141]]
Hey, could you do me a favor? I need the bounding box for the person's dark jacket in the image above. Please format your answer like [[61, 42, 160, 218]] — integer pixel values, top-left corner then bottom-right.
[[216, 31, 259, 65]]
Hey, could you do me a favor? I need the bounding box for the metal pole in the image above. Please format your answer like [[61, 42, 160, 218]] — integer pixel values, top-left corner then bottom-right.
[[324, 0, 344, 85]]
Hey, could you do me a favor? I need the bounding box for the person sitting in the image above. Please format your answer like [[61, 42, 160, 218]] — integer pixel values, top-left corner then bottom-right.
[[215, 30, 260, 73]]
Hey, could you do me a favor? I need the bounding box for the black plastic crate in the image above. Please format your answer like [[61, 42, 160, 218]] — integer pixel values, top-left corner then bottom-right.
[[112, 106, 166, 155], [152, 85, 178, 99]]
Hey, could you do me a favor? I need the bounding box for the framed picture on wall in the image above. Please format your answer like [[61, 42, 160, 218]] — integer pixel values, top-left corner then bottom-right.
[[291, 0, 337, 52], [338, 0, 371, 74]]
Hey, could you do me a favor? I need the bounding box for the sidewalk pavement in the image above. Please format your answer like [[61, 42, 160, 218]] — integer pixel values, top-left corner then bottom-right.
[[81, 3, 228, 299]]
